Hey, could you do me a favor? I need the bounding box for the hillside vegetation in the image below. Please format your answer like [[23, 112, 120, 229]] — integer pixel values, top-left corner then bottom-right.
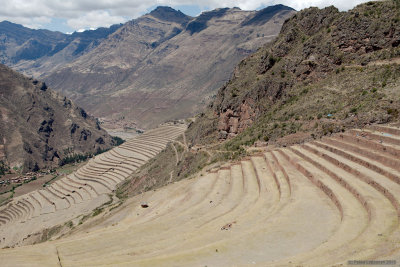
[[188, 1, 400, 149]]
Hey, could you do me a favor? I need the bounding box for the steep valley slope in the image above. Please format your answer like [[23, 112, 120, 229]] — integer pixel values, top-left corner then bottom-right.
[[0, 64, 114, 171], [41, 5, 295, 129]]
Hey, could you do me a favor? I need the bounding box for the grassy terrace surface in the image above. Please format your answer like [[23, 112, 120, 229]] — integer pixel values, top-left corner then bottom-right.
[[0, 124, 186, 248], [0, 123, 399, 266]]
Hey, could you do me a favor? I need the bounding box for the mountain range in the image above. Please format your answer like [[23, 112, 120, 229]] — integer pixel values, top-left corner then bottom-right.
[[0, 21, 122, 76], [0, 5, 295, 129]]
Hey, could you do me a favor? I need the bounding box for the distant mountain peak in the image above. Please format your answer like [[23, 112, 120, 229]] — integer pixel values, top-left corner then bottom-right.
[[242, 4, 295, 26], [149, 6, 191, 24], [0, 20, 18, 26], [151, 6, 178, 13]]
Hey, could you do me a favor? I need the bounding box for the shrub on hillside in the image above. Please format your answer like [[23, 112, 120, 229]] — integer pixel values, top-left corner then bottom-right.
[[0, 161, 9, 176], [112, 136, 125, 146]]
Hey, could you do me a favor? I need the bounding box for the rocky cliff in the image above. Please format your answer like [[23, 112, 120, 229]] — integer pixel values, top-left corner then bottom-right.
[[0, 64, 114, 171]]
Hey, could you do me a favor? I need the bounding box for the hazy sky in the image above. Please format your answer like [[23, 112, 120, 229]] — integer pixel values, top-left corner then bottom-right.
[[0, 0, 371, 33]]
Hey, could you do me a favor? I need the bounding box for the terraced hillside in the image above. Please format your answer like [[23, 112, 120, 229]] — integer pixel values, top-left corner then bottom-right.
[[0, 124, 186, 248], [1, 123, 399, 266]]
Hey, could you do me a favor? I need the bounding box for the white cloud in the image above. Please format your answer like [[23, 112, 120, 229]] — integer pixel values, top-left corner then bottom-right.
[[0, 0, 372, 31], [67, 10, 126, 30]]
